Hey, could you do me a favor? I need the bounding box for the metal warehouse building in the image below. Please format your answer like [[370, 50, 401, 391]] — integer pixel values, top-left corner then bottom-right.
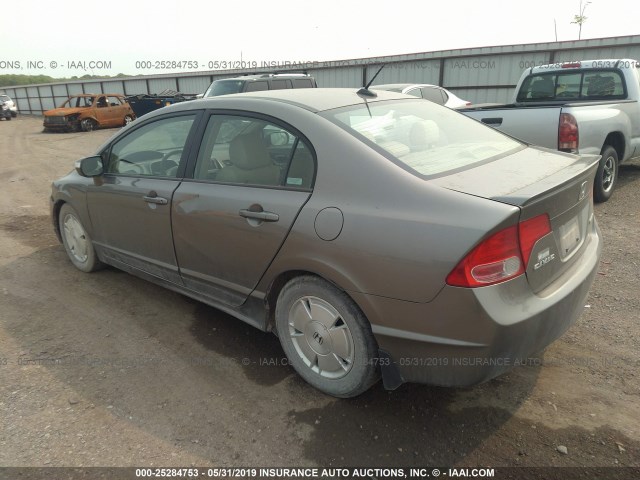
[[3, 34, 640, 115]]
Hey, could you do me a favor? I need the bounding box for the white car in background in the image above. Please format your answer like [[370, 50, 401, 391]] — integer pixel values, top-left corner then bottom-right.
[[0, 94, 18, 117], [372, 83, 471, 108]]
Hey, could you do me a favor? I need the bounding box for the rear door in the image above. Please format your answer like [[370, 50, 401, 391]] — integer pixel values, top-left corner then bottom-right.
[[172, 113, 315, 306], [87, 112, 200, 283]]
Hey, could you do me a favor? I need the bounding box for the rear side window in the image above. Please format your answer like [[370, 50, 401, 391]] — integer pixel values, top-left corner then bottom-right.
[[193, 115, 314, 189], [244, 81, 269, 92], [517, 70, 626, 102], [292, 78, 314, 88], [421, 87, 446, 105], [271, 80, 291, 90]]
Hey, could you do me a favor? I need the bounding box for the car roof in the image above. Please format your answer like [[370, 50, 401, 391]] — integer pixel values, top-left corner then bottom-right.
[[166, 88, 412, 114], [68, 93, 122, 97], [373, 83, 440, 90], [530, 59, 638, 74], [216, 74, 314, 81]]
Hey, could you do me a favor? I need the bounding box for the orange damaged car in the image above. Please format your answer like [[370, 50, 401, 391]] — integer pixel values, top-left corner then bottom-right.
[[43, 94, 135, 132]]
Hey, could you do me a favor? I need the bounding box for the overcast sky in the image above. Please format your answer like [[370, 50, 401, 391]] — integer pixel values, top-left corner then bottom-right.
[[1, 0, 637, 77]]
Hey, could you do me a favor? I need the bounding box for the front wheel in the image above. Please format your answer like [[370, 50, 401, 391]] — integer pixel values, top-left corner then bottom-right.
[[59, 204, 103, 273], [275, 276, 379, 398], [594, 145, 618, 203], [80, 118, 97, 132]]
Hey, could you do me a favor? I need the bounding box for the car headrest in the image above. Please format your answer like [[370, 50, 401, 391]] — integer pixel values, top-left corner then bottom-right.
[[228, 132, 272, 170]]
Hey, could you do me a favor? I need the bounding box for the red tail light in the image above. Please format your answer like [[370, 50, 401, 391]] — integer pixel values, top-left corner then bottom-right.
[[446, 214, 551, 288], [519, 214, 552, 268], [558, 113, 579, 151]]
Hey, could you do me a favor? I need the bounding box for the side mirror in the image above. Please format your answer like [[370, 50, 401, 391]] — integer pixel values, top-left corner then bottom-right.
[[75, 155, 104, 177]]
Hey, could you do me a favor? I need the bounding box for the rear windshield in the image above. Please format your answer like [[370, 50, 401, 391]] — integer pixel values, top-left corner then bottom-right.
[[516, 69, 626, 102], [322, 99, 522, 177], [204, 80, 245, 97]]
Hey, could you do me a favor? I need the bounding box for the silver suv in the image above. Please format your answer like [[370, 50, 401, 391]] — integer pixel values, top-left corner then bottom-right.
[[203, 73, 317, 97], [0, 94, 17, 117]]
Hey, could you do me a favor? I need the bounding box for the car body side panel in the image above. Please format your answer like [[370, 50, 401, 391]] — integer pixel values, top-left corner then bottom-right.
[[565, 101, 638, 159], [255, 117, 519, 303]]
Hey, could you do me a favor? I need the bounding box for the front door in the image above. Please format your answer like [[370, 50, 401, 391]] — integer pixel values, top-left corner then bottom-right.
[[86, 113, 199, 283]]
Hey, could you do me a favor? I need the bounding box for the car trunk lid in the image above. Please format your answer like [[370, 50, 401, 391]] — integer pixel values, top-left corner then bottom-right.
[[432, 146, 600, 292]]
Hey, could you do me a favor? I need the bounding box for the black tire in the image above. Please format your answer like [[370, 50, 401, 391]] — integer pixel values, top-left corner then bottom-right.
[[11, 111, 17, 118], [6, 115, 11, 121], [594, 145, 618, 203], [123, 114, 133, 126], [59, 204, 104, 273], [275, 275, 379, 398]]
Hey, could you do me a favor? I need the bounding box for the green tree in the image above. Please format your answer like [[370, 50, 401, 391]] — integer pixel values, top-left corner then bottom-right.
[[571, 0, 591, 40]]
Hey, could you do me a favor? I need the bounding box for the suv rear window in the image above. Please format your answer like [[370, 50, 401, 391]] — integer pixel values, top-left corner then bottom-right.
[[323, 99, 522, 177], [516, 69, 626, 102]]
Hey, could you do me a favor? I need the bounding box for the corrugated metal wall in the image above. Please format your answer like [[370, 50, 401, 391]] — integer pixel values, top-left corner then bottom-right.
[[3, 35, 640, 114]]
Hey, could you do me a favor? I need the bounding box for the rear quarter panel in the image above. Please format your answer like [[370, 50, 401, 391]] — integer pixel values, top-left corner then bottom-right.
[[567, 100, 640, 160]]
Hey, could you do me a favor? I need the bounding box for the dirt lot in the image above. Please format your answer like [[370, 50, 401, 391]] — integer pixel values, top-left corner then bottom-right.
[[1, 116, 639, 474]]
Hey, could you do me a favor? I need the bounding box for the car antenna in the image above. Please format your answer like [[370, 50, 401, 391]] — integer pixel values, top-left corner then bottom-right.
[[357, 64, 386, 97]]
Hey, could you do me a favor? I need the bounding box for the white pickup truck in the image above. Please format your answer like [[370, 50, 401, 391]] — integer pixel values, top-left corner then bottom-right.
[[460, 59, 640, 202]]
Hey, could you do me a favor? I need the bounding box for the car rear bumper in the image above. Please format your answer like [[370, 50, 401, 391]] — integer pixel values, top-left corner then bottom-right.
[[351, 219, 602, 389]]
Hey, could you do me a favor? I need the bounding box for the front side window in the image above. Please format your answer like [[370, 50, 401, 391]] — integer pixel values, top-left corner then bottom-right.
[[323, 99, 522, 178], [105, 115, 195, 177], [193, 115, 314, 188]]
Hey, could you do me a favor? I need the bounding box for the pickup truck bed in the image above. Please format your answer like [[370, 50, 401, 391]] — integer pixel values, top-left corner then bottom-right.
[[459, 59, 640, 202]]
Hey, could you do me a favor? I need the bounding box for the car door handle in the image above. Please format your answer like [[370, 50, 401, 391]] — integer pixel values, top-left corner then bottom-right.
[[143, 192, 168, 205], [481, 117, 503, 126], [239, 209, 279, 222]]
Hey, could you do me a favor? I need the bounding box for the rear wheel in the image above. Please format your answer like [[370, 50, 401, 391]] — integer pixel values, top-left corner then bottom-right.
[[275, 276, 379, 398], [123, 114, 133, 126], [59, 204, 103, 273], [594, 145, 618, 203]]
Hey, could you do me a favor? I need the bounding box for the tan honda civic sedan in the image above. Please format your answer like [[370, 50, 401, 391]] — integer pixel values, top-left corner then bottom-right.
[[51, 88, 602, 397]]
